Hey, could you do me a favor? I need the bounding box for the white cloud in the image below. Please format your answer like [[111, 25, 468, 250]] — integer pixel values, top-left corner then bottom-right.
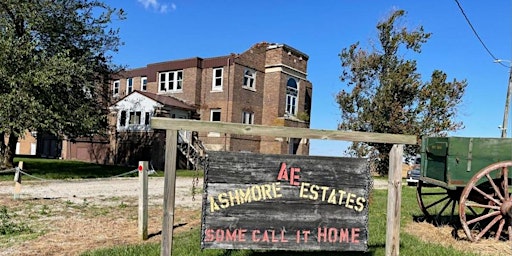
[[137, 0, 176, 13]]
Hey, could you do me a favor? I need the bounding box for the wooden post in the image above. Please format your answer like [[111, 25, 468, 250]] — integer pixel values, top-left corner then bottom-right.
[[385, 144, 403, 256], [161, 130, 178, 256], [13, 161, 23, 200], [138, 161, 149, 240]]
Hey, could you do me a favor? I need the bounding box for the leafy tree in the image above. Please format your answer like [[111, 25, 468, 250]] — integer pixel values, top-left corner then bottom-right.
[[337, 9, 467, 175], [0, 0, 124, 168]]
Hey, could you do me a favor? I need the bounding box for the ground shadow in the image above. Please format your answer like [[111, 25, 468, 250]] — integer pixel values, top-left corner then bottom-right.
[[149, 223, 188, 239]]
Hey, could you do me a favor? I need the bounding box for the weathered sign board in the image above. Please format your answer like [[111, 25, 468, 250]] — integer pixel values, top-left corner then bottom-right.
[[201, 151, 370, 251]]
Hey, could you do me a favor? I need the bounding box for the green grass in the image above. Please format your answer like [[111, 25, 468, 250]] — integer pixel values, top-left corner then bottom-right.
[[0, 206, 33, 236], [81, 186, 478, 256], [176, 169, 204, 178], [0, 157, 203, 181]]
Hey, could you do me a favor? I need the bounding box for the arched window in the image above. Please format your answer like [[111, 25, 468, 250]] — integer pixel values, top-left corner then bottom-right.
[[286, 78, 298, 115], [243, 69, 256, 89]]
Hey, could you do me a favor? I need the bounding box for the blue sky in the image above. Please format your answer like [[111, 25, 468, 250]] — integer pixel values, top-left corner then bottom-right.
[[108, 0, 511, 156]]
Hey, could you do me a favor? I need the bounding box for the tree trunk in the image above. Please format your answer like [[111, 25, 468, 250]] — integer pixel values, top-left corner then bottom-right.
[[376, 144, 393, 176], [0, 132, 5, 168], [3, 133, 18, 168]]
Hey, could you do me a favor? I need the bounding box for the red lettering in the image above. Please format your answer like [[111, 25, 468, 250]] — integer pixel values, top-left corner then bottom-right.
[[315, 227, 361, 244], [303, 230, 310, 243], [280, 230, 288, 242], [351, 228, 360, 244], [205, 229, 214, 242], [240, 229, 247, 242], [339, 228, 349, 242], [204, 228, 249, 242], [317, 227, 327, 242], [215, 229, 225, 242], [262, 230, 270, 242], [290, 167, 300, 186], [252, 230, 260, 242], [296, 230, 300, 243], [328, 228, 337, 242], [225, 229, 237, 242], [277, 162, 288, 181], [271, 230, 278, 242]]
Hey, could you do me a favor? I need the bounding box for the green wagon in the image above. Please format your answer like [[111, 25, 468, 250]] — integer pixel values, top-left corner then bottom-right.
[[418, 136, 512, 242]]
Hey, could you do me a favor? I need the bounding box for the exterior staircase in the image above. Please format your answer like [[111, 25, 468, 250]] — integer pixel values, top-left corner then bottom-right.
[[177, 130, 206, 170]]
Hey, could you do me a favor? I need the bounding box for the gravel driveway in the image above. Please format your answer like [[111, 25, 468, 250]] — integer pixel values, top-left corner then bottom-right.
[[0, 176, 388, 207], [0, 176, 203, 209]]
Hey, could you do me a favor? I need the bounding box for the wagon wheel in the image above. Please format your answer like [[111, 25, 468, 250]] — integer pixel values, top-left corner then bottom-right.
[[459, 161, 512, 242], [416, 180, 461, 225]]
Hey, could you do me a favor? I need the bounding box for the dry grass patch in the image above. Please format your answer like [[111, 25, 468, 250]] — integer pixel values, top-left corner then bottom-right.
[[0, 196, 201, 256], [404, 221, 512, 256]]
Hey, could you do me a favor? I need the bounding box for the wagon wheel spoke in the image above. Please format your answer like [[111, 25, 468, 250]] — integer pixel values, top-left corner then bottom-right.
[[467, 206, 477, 216], [465, 202, 500, 211], [450, 198, 456, 217], [435, 198, 454, 220], [471, 185, 501, 206], [485, 173, 504, 201], [424, 195, 450, 210], [502, 167, 509, 200], [459, 161, 512, 242], [421, 192, 449, 196], [465, 211, 500, 225], [495, 219, 505, 240], [475, 215, 502, 241], [417, 181, 458, 225]]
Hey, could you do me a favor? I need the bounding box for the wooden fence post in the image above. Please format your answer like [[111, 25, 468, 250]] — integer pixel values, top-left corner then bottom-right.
[[13, 161, 23, 200], [385, 144, 404, 256], [138, 161, 149, 240], [161, 130, 178, 256]]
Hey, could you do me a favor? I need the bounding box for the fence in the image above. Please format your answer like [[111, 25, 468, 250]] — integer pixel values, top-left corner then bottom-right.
[[2, 160, 156, 241]]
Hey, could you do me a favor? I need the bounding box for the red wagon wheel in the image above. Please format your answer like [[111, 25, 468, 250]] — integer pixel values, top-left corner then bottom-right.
[[416, 180, 461, 225], [459, 161, 512, 242]]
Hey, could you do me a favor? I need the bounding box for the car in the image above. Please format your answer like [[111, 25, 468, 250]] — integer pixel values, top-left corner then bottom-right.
[[406, 168, 421, 186]]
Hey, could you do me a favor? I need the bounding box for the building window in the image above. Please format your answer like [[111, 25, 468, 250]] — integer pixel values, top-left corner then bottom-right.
[[113, 80, 120, 96], [210, 109, 221, 121], [129, 111, 142, 125], [159, 70, 183, 92], [286, 78, 298, 115], [141, 77, 147, 91], [126, 78, 133, 94], [144, 112, 151, 125], [120, 110, 127, 126], [243, 69, 256, 89], [289, 138, 301, 155], [242, 111, 254, 124], [212, 68, 223, 91]]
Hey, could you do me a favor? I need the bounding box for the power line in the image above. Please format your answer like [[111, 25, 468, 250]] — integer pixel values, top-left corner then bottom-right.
[[453, 0, 508, 68]]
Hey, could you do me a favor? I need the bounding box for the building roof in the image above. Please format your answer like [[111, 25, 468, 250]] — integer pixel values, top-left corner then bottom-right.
[[136, 91, 196, 111], [111, 90, 196, 111], [118, 42, 307, 80]]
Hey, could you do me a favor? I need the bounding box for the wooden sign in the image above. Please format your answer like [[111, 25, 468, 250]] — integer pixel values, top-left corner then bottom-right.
[[201, 152, 370, 251]]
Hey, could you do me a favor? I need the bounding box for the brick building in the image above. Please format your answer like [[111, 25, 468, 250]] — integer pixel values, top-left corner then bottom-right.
[[17, 42, 313, 168]]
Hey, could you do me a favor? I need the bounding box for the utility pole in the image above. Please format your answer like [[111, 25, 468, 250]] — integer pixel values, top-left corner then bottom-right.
[[501, 66, 512, 138]]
